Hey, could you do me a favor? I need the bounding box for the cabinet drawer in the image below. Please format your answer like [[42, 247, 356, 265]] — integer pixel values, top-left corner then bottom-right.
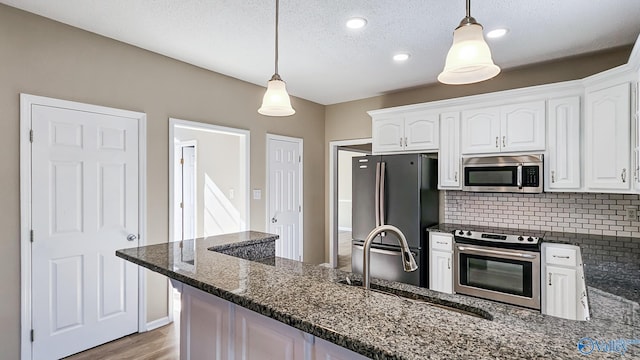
[[430, 233, 453, 251], [545, 246, 578, 266]]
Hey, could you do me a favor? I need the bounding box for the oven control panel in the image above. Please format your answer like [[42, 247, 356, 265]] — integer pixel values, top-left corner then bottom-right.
[[454, 229, 541, 246]]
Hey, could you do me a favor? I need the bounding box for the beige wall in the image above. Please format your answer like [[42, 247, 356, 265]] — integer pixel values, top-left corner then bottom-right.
[[324, 45, 633, 260], [0, 5, 325, 359]]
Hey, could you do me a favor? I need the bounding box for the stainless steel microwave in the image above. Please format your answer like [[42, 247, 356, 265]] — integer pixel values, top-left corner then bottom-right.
[[462, 154, 543, 193]]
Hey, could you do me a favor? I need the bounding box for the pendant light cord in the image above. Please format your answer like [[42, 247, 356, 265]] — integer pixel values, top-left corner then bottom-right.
[[274, 0, 279, 76]]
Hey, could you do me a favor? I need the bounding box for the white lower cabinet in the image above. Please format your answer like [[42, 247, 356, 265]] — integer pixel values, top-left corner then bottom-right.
[[429, 232, 454, 294], [544, 265, 578, 320], [180, 284, 368, 360], [541, 243, 589, 321]]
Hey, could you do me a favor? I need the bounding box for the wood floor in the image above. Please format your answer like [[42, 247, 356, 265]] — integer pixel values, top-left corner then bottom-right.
[[63, 321, 179, 360]]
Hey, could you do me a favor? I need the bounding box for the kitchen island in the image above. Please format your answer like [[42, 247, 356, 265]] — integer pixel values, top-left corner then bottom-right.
[[117, 231, 639, 359]]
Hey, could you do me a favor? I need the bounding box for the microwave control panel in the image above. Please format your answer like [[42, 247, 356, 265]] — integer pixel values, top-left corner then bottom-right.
[[522, 166, 539, 187]]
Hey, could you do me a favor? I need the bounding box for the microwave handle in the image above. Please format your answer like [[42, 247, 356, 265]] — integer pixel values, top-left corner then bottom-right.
[[517, 164, 523, 189]]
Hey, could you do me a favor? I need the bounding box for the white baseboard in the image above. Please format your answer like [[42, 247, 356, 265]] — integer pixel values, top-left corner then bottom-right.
[[145, 316, 172, 332]]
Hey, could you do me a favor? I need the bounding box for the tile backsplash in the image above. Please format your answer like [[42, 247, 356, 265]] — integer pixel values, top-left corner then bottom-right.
[[444, 191, 640, 237]]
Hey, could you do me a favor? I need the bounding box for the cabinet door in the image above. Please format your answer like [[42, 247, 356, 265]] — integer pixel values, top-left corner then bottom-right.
[[461, 107, 501, 154], [544, 265, 577, 320], [429, 250, 453, 294], [235, 306, 306, 360], [547, 97, 581, 190], [438, 112, 461, 189], [372, 117, 404, 153], [181, 286, 229, 360], [500, 101, 546, 152], [404, 113, 439, 151], [585, 83, 631, 191]]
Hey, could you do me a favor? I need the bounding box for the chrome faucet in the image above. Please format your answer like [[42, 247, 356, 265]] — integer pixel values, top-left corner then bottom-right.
[[362, 224, 418, 289]]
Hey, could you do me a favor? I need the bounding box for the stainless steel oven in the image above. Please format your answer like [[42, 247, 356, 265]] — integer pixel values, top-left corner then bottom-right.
[[462, 154, 543, 193], [453, 228, 541, 310]]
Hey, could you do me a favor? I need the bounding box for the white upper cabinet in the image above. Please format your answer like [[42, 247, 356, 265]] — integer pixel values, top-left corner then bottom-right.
[[585, 82, 631, 191], [405, 113, 439, 151], [461, 101, 545, 154], [372, 117, 404, 153], [461, 106, 501, 154], [372, 112, 438, 153], [438, 112, 461, 189], [547, 96, 581, 190], [501, 101, 546, 152]]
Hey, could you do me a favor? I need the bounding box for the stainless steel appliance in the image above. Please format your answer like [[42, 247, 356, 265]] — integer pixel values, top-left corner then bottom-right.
[[453, 227, 541, 309], [462, 154, 543, 193], [351, 154, 439, 287]]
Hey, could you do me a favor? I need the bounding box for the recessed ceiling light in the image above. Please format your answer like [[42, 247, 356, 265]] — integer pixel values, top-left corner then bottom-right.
[[393, 53, 410, 62], [487, 28, 509, 39], [346, 17, 367, 29]]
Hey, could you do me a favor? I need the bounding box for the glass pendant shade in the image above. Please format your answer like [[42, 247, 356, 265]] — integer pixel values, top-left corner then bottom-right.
[[438, 23, 501, 85], [258, 77, 295, 116]]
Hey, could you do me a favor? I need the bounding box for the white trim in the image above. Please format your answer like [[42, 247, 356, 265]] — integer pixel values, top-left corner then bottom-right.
[[19, 94, 148, 358], [328, 138, 372, 268], [266, 134, 304, 261], [145, 316, 172, 332]]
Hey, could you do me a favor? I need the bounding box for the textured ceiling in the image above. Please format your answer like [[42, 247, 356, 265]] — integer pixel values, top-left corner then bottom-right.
[[3, 0, 640, 105]]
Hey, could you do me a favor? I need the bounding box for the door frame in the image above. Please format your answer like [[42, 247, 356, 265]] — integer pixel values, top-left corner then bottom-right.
[[19, 94, 148, 360], [328, 138, 371, 268], [266, 134, 304, 261]]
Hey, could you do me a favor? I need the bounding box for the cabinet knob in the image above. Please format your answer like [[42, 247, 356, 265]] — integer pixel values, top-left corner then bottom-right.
[[502, 136, 506, 148], [548, 272, 552, 286], [400, 138, 403, 146], [495, 136, 499, 148], [447, 258, 451, 270], [454, 171, 458, 182], [622, 168, 627, 183], [551, 170, 555, 183]]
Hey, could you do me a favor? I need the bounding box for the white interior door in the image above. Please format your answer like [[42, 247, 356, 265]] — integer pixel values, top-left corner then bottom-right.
[[174, 143, 196, 241], [31, 104, 139, 359], [267, 136, 303, 261]]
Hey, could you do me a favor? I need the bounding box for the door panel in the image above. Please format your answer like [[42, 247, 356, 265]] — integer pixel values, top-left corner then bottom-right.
[[268, 137, 302, 261], [351, 155, 379, 243], [380, 154, 420, 248], [31, 104, 139, 359]]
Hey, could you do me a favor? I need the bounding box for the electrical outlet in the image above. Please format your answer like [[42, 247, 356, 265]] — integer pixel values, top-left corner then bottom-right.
[[625, 207, 637, 221]]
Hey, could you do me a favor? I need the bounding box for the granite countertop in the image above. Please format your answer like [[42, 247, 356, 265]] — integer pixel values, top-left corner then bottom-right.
[[118, 230, 640, 359]]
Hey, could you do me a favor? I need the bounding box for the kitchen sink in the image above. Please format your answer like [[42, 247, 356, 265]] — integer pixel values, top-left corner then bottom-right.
[[338, 278, 493, 321]]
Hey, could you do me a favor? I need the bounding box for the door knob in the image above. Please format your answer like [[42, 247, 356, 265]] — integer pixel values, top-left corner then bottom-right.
[[127, 234, 138, 241], [271, 217, 278, 223]]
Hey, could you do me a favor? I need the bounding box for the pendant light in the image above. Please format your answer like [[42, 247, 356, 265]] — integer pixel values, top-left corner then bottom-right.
[[438, 0, 500, 85], [258, 0, 295, 116]]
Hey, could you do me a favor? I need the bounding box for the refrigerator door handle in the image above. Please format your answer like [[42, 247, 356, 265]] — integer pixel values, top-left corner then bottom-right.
[[375, 162, 381, 227], [380, 161, 386, 226]]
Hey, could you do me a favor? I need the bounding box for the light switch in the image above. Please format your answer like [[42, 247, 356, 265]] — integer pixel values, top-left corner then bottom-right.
[[229, 188, 235, 199], [252, 189, 262, 200]]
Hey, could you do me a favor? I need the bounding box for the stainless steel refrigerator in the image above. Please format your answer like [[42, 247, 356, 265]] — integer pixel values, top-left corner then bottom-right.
[[351, 153, 439, 287]]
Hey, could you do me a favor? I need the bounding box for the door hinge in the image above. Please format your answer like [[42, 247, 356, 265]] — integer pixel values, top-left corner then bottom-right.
[[299, 205, 301, 212], [29, 129, 33, 143], [180, 202, 184, 209], [299, 155, 301, 163], [180, 157, 184, 165], [30, 230, 34, 243], [30, 329, 34, 342]]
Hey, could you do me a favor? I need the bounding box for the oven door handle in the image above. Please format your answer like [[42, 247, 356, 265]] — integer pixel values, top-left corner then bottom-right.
[[456, 245, 537, 259]]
